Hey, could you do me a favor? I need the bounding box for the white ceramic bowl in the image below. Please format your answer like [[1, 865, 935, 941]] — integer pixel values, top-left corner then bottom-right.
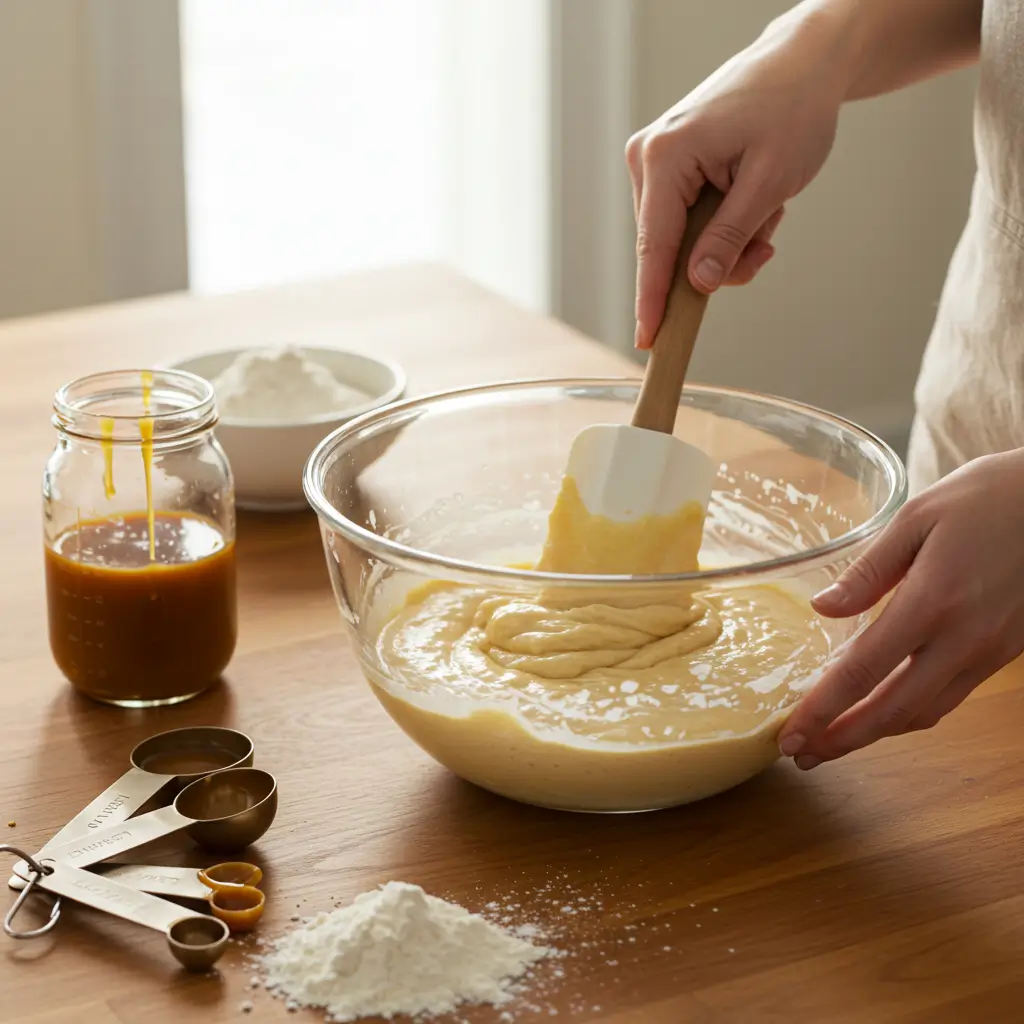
[[167, 346, 406, 512]]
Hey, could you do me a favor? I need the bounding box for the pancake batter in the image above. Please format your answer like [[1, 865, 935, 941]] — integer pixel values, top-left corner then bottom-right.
[[368, 476, 831, 811]]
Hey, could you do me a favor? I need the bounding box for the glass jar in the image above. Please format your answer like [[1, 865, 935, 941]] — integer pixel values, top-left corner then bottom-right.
[[43, 369, 237, 707]]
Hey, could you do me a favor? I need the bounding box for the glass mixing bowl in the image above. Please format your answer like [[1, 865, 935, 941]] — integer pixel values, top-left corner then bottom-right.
[[304, 380, 906, 813]]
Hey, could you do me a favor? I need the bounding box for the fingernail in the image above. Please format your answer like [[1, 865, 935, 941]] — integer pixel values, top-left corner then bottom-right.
[[795, 755, 822, 771], [813, 583, 848, 609], [695, 257, 724, 290], [779, 733, 806, 757], [634, 322, 649, 350]]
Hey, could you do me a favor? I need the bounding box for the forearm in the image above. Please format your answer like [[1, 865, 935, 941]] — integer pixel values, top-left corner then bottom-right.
[[765, 0, 982, 102]]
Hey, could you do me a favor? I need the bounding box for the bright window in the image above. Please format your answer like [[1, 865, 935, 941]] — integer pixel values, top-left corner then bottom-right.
[[180, 0, 449, 295]]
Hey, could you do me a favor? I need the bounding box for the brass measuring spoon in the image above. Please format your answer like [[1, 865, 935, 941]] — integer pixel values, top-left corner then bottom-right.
[[48, 768, 278, 870], [2, 847, 229, 971], [98, 860, 263, 899], [98, 861, 266, 933], [8, 727, 254, 892]]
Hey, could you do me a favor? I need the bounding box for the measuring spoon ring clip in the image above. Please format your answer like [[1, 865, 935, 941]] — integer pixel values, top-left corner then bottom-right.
[[2, 846, 58, 940]]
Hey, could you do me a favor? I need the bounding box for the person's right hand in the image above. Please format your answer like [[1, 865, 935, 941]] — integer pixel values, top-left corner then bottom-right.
[[627, 18, 847, 349]]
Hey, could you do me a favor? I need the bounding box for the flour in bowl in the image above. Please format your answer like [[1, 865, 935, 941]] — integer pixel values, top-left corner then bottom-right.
[[212, 345, 370, 421], [257, 881, 552, 1021]]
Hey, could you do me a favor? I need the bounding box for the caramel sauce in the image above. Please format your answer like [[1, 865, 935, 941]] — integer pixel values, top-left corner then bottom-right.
[[45, 512, 236, 704]]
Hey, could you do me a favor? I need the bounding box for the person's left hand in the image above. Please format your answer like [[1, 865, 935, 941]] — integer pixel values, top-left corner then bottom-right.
[[777, 448, 1024, 770]]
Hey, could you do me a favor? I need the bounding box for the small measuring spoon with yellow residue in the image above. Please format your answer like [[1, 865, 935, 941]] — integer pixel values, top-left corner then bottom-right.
[[99, 861, 266, 932]]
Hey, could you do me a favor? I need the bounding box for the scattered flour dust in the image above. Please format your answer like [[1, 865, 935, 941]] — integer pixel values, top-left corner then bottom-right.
[[212, 344, 370, 421], [256, 881, 553, 1021]]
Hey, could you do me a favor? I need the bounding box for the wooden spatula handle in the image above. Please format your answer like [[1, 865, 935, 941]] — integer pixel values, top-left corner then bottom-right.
[[631, 184, 724, 433]]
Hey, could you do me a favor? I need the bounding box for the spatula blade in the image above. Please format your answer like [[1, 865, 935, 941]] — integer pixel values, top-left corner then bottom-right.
[[566, 423, 715, 522]]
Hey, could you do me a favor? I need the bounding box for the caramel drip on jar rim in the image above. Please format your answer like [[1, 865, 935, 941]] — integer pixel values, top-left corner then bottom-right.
[[141, 370, 155, 560], [100, 418, 116, 499], [140, 414, 155, 561], [97, 372, 156, 558]]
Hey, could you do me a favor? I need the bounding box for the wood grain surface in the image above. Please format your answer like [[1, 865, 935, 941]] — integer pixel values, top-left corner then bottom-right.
[[1, 267, 1022, 1023]]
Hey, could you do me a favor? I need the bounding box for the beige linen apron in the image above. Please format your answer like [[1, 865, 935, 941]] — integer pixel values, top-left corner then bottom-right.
[[908, 0, 1024, 493]]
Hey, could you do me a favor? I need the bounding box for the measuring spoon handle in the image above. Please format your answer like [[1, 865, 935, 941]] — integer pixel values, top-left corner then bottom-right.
[[48, 805, 191, 870], [8, 766, 173, 891], [46, 766, 173, 849], [98, 863, 209, 900], [37, 860, 199, 934]]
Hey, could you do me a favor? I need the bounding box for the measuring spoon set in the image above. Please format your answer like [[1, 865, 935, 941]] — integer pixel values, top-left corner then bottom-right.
[[3, 726, 278, 970]]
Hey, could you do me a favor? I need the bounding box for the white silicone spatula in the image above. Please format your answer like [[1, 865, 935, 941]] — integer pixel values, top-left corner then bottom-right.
[[566, 184, 723, 522]]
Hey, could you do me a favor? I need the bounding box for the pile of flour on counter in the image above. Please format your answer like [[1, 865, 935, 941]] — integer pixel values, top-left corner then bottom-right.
[[212, 344, 370, 421], [256, 881, 553, 1021]]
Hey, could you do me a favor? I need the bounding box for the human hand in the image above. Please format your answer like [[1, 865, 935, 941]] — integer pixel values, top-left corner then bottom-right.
[[778, 450, 1024, 769], [626, 17, 846, 349]]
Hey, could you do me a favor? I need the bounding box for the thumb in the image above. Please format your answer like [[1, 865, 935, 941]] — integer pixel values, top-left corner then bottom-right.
[[688, 161, 787, 293], [812, 511, 928, 617]]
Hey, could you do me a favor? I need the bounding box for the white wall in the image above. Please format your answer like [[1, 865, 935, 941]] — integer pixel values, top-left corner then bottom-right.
[[442, 0, 552, 314], [554, 0, 978, 453], [550, 0, 636, 355], [0, 0, 187, 321]]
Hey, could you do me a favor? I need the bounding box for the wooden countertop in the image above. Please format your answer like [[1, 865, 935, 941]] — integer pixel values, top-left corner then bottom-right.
[[2, 267, 1022, 1023]]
